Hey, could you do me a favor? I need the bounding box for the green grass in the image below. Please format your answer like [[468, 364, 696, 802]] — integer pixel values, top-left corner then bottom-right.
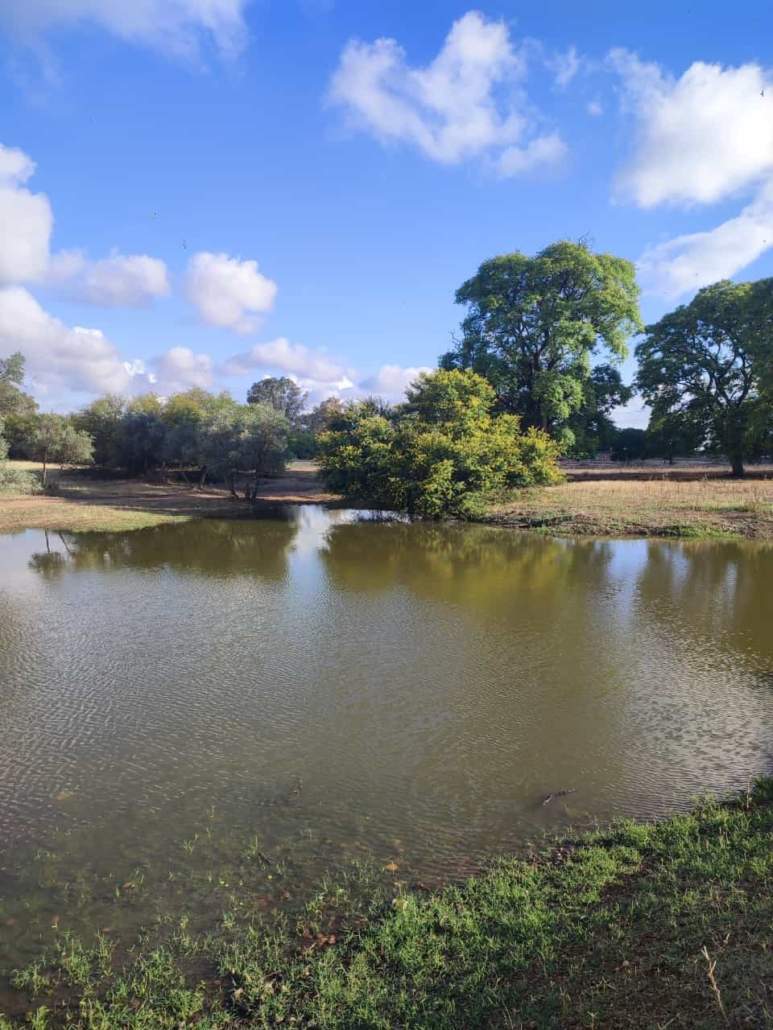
[[3, 780, 771, 1027]]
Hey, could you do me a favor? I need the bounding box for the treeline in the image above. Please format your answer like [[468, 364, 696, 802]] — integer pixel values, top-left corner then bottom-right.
[[1, 240, 772, 513], [441, 242, 772, 475], [0, 372, 293, 498]]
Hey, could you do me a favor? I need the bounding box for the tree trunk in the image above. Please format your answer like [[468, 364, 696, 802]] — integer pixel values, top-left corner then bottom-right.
[[198, 465, 208, 488], [731, 454, 745, 477], [229, 470, 239, 498], [41, 454, 48, 487]]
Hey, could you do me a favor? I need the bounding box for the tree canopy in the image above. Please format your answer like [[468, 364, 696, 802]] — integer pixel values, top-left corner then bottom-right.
[[247, 376, 306, 425], [441, 241, 642, 450], [636, 279, 773, 476], [318, 369, 561, 518], [31, 414, 93, 485]]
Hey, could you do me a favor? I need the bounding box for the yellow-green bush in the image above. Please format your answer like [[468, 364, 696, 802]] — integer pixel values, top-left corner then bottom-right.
[[318, 370, 561, 518]]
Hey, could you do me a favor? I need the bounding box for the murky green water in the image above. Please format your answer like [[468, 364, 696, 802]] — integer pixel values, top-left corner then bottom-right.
[[1, 508, 772, 991]]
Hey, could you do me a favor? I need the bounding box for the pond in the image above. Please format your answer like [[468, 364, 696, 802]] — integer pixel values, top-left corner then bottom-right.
[[0, 508, 772, 989]]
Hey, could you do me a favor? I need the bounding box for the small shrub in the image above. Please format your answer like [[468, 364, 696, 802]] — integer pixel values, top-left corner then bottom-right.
[[0, 464, 41, 494]]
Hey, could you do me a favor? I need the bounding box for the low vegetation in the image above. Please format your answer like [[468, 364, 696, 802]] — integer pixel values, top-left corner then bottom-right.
[[489, 475, 773, 539], [2, 780, 771, 1027], [318, 370, 561, 517]]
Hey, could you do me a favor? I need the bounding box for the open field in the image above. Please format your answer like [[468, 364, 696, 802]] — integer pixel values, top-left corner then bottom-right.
[[1, 461, 772, 538], [0, 462, 338, 534], [3, 780, 771, 1028], [489, 476, 773, 539]]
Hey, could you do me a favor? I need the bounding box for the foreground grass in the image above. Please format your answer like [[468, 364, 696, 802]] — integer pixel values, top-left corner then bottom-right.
[[3, 781, 771, 1028], [489, 476, 773, 540]]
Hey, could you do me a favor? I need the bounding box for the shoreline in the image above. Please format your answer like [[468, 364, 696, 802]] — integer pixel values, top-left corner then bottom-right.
[[2, 779, 771, 1027], [1, 461, 772, 539]]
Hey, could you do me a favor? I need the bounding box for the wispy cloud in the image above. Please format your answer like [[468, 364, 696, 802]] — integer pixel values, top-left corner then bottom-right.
[[48, 250, 170, 307], [0, 0, 251, 61]]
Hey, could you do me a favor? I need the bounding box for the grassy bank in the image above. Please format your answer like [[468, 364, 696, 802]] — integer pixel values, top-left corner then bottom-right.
[[0, 463, 338, 534], [488, 476, 773, 540], [3, 781, 771, 1028], [1, 461, 772, 539]]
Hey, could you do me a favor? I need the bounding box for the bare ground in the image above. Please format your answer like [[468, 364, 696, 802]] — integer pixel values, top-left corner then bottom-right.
[[0, 463, 338, 534]]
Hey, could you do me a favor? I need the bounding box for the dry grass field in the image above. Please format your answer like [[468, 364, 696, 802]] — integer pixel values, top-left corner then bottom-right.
[[489, 476, 773, 539], [0, 462, 338, 534]]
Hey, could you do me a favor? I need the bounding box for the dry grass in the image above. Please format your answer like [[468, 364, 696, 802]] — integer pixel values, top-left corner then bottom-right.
[[3, 461, 772, 540], [489, 476, 773, 539], [0, 463, 338, 534]]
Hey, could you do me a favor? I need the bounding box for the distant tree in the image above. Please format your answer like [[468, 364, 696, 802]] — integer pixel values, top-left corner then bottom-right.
[[190, 400, 289, 497], [74, 395, 126, 466], [161, 389, 237, 481], [0, 352, 25, 387], [32, 415, 64, 486], [636, 279, 773, 476], [0, 352, 39, 457], [57, 423, 94, 469], [116, 395, 166, 475], [566, 364, 632, 457], [645, 412, 701, 465], [236, 404, 289, 499], [319, 369, 561, 518], [610, 427, 648, 464], [0, 416, 39, 493], [441, 241, 642, 449], [31, 415, 93, 486], [247, 377, 306, 425], [303, 396, 346, 436]]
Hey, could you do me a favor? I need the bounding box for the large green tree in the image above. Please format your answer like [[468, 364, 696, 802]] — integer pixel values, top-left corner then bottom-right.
[[636, 279, 773, 477], [440, 241, 642, 449]]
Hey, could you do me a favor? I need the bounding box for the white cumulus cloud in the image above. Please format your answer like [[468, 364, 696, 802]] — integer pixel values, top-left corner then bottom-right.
[[638, 180, 773, 297], [0, 0, 250, 60], [611, 50, 773, 296], [223, 340, 431, 407], [0, 143, 53, 284], [152, 346, 213, 393], [358, 364, 432, 401], [0, 285, 137, 399], [48, 249, 170, 307], [328, 10, 566, 177], [611, 49, 773, 208], [223, 336, 350, 385], [186, 251, 277, 332]]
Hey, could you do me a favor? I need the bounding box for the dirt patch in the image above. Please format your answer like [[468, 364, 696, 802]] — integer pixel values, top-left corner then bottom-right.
[[0, 465, 340, 534]]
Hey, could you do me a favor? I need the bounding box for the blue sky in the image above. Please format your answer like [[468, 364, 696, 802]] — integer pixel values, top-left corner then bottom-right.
[[1, 1, 772, 425]]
